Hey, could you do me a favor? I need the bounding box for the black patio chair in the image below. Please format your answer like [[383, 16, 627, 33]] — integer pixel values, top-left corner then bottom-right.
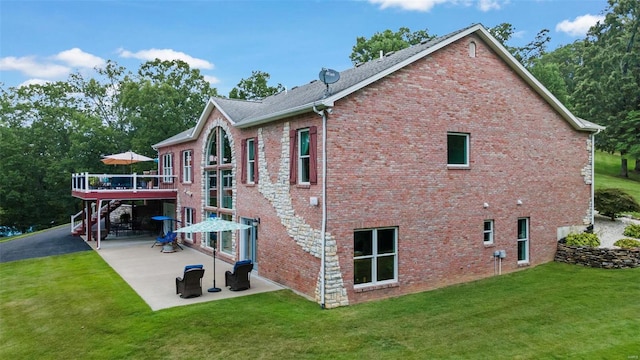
[[225, 260, 253, 291], [176, 266, 205, 298]]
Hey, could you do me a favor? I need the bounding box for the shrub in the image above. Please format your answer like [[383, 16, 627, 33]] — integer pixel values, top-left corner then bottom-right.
[[565, 232, 600, 247], [623, 223, 640, 239], [595, 188, 640, 220], [613, 238, 640, 249]]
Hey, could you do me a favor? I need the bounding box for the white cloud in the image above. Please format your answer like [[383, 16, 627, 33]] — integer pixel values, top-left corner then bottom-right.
[[53, 48, 106, 68], [117, 48, 214, 70], [19, 79, 51, 87], [556, 14, 605, 37], [477, 0, 503, 12], [367, 0, 505, 11], [0, 56, 70, 78], [203, 75, 220, 84]]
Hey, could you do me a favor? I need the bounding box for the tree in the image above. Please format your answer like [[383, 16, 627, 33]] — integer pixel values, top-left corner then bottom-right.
[[228, 70, 284, 100], [350, 27, 435, 64], [119, 59, 218, 155], [0, 82, 81, 231], [488, 23, 550, 69], [572, 0, 640, 176]]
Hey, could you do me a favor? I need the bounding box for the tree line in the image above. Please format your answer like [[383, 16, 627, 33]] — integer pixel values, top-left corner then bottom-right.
[[1, 0, 637, 231]]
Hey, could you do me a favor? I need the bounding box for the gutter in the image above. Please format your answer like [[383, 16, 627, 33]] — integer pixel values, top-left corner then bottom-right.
[[237, 100, 334, 129], [312, 104, 329, 309]]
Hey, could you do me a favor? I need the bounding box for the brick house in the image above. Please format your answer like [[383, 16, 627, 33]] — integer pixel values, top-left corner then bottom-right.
[[153, 24, 603, 308]]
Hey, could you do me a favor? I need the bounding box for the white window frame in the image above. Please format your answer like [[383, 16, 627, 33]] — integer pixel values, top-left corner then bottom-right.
[[247, 138, 255, 184], [182, 150, 192, 183], [517, 218, 529, 264], [184, 208, 194, 241], [162, 153, 173, 183], [298, 128, 310, 184], [447, 132, 470, 167], [484, 220, 494, 245], [353, 227, 398, 288]]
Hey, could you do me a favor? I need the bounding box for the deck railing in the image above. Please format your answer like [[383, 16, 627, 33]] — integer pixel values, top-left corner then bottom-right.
[[71, 172, 177, 193]]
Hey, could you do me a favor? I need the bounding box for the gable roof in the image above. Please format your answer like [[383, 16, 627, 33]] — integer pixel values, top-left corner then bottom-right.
[[153, 24, 602, 149]]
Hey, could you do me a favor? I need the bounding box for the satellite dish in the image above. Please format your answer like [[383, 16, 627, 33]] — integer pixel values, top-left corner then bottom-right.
[[319, 68, 340, 85]]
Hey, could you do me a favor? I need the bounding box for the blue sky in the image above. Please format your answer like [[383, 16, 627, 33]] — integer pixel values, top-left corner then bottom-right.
[[1, 0, 609, 96]]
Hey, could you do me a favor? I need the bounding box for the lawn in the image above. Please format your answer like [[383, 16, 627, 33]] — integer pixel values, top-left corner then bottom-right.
[[595, 151, 640, 204], [1, 251, 639, 359]]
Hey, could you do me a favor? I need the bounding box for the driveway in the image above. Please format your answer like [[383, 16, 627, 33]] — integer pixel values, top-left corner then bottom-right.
[[0, 226, 91, 263]]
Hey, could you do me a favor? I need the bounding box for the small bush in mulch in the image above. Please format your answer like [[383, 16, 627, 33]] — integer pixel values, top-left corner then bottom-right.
[[614, 238, 640, 249], [565, 232, 600, 247], [623, 223, 640, 239]]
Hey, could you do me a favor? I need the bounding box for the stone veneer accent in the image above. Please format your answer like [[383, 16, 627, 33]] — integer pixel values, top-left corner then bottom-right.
[[581, 137, 594, 225], [555, 243, 640, 269], [256, 123, 349, 308]]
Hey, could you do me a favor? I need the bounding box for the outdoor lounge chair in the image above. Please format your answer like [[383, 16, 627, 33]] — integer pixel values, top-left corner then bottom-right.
[[152, 231, 176, 248], [225, 260, 253, 291], [176, 265, 205, 298]]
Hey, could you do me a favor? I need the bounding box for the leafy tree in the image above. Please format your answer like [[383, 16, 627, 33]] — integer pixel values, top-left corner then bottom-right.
[[350, 27, 435, 64], [119, 59, 218, 156], [228, 70, 284, 100], [595, 188, 640, 220], [488, 23, 550, 69], [572, 0, 640, 176], [0, 82, 80, 230]]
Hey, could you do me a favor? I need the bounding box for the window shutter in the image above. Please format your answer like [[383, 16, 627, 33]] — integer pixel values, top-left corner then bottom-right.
[[240, 139, 247, 184], [289, 129, 297, 184], [309, 126, 318, 185], [253, 136, 259, 184]]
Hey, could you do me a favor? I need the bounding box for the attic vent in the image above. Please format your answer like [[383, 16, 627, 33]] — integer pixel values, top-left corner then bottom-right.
[[469, 41, 476, 58], [420, 38, 430, 44], [355, 62, 364, 67], [386, 51, 395, 56]]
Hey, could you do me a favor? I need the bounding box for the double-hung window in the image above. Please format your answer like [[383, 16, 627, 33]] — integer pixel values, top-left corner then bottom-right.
[[183, 208, 194, 241], [484, 220, 494, 245], [241, 138, 258, 184], [182, 150, 192, 183], [162, 153, 173, 183], [517, 218, 529, 264], [289, 126, 317, 185], [447, 132, 469, 167], [353, 227, 398, 286]]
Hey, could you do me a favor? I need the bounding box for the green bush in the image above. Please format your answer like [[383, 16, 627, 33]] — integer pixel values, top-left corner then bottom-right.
[[565, 233, 600, 247], [613, 238, 640, 249], [622, 223, 640, 239], [595, 188, 640, 220]]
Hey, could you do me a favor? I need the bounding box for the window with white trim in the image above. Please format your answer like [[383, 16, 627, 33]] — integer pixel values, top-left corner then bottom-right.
[[184, 207, 194, 241], [162, 153, 173, 183], [298, 128, 310, 184], [182, 150, 192, 183], [484, 220, 494, 245], [247, 138, 255, 184], [354, 227, 398, 286], [447, 132, 469, 167], [517, 218, 529, 264]]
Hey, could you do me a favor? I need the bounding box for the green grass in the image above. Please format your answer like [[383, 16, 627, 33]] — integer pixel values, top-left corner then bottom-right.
[[595, 151, 640, 203], [2, 252, 639, 359]]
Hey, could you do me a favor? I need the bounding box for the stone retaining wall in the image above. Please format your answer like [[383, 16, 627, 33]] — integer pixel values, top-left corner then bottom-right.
[[555, 244, 640, 269]]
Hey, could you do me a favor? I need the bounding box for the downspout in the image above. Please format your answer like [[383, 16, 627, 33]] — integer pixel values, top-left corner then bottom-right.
[[591, 129, 602, 225], [97, 199, 103, 250], [313, 104, 328, 309]]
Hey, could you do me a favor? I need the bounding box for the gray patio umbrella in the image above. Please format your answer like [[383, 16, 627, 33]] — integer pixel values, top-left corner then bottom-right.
[[175, 217, 251, 292]]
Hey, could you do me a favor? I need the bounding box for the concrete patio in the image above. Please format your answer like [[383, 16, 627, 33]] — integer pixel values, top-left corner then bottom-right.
[[87, 235, 284, 311]]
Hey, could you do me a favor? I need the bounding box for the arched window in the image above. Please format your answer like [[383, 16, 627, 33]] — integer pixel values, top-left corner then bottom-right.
[[205, 127, 234, 254], [468, 41, 477, 58]]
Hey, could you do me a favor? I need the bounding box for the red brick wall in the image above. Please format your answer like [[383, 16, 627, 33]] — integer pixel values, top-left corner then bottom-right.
[[158, 33, 592, 305], [325, 35, 591, 303]]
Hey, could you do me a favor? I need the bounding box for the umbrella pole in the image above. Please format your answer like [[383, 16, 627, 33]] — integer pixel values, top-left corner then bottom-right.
[[208, 247, 221, 293]]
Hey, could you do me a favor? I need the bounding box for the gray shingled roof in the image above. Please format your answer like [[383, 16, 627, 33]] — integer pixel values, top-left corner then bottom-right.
[[153, 23, 602, 149], [226, 25, 473, 127]]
